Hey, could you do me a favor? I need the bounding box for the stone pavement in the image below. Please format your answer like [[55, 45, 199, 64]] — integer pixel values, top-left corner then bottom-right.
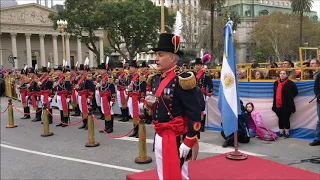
[[0, 97, 319, 179]]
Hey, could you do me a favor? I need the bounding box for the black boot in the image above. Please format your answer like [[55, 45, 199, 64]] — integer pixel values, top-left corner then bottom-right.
[[122, 108, 130, 122], [107, 115, 114, 133], [48, 109, 53, 124], [71, 105, 80, 116], [99, 120, 108, 133], [119, 108, 125, 121], [56, 110, 63, 126], [79, 119, 87, 129], [98, 107, 104, 120], [200, 115, 206, 132], [32, 108, 42, 122], [21, 107, 31, 119], [62, 115, 69, 127], [129, 125, 138, 137]]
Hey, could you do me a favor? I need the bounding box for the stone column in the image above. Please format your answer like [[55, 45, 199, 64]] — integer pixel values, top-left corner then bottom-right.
[[39, 34, 46, 67], [0, 33, 3, 66], [89, 43, 94, 67], [10, 33, 18, 69], [52, 35, 59, 67], [99, 36, 104, 64], [77, 37, 82, 65], [25, 33, 32, 67], [65, 34, 71, 66]]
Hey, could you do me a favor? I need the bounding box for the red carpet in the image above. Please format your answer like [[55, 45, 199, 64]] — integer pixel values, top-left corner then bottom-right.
[[126, 154, 320, 180]]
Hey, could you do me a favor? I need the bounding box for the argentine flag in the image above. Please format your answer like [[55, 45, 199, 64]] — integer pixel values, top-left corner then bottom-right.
[[218, 21, 240, 137]]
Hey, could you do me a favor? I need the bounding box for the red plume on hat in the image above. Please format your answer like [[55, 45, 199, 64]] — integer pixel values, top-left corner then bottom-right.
[[202, 54, 211, 65]]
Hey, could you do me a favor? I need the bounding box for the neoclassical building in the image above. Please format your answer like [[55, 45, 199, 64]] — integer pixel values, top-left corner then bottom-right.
[[0, 3, 104, 69]]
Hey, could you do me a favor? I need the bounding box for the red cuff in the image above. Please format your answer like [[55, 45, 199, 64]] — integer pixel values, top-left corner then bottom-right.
[[111, 98, 116, 102], [183, 135, 198, 148], [207, 93, 212, 97], [88, 96, 93, 99], [146, 86, 151, 91], [140, 98, 145, 103]]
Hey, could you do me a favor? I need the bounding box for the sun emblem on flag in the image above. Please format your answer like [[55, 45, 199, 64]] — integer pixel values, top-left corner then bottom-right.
[[223, 73, 234, 89]]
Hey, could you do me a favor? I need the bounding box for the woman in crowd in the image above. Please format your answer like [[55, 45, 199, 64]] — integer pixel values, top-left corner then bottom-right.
[[254, 70, 264, 80], [272, 70, 298, 138]]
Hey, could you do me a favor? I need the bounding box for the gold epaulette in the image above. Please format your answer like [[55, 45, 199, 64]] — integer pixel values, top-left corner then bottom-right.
[[146, 73, 155, 87], [178, 72, 196, 90]]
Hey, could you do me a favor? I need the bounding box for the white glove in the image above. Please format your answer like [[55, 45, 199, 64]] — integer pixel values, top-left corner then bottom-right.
[[96, 83, 101, 87], [179, 143, 191, 159], [16, 85, 20, 88], [110, 102, 114, 107], [26, 84, 30, 88], [38, 82, 42, 86], [53, 82, 58, 87]]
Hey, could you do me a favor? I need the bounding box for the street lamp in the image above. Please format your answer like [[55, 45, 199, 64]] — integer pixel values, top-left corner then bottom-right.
[[57, 19, 68, 63]]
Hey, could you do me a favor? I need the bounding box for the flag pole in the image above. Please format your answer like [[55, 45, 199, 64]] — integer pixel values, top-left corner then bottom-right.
[[224, 16, 247, 160]]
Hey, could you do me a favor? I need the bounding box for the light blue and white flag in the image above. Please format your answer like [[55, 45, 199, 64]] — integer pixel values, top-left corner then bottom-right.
[[218, 21, 240, 137]]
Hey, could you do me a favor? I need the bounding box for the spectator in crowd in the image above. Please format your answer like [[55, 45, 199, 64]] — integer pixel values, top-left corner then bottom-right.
[[221, 100, 250, 147], [254, 70, 264, 80], [213, 71, 220, 80], [267, 62, 278, 79], [310, 72, 320, 146], [300, 61, 313, 80], [272, 70, 298, 138], [310, 59, 320, 79], [282, 60, 297, 79], [251, 60, 259, 68], [237, 70, 246, 80], [246, 102, 264, 137]]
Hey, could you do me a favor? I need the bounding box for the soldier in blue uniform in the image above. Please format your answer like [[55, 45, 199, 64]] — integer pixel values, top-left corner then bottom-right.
[[127, 61, 147, 138], [96, 64, 116, 133], [53, 66, 72, 127], [194, 58, 213, 132], [77, 68, 95, 130], [39, 67, 54, 124], [115, 63, 130, 122], [27, 68, 42, 122], [146, 33, 201, 179]]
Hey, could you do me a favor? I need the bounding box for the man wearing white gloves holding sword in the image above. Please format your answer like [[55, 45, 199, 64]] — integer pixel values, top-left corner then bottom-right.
[[145, 33, 201, 180]]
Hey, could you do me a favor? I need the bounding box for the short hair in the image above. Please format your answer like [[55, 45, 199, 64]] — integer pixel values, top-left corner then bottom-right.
[[310, 59, 320, 65]]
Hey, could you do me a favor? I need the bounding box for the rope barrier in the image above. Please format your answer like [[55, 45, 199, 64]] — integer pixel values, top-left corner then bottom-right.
[[12, 105, 42, 115], [93, 116, 137, 139], [0, 106, 8, 114], [47, 109, 84, 126]]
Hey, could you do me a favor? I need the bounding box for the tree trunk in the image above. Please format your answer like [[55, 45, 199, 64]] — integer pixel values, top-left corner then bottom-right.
[[299, 12, 303, 47], [210, 3, 215, 67]]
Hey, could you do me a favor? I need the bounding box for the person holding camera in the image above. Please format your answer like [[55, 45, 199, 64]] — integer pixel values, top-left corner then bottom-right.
[[310, 72, 320, 146]]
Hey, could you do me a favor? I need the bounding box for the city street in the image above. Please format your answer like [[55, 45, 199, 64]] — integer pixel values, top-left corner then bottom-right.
[[1, 97, 319, 179]]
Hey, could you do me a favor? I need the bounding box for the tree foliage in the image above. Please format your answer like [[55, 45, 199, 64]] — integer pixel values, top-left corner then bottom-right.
[[249, 11, 320, 61], [48, 0, 103, 64], [290, 0, 313, 46], [96, 0, 175, 62]]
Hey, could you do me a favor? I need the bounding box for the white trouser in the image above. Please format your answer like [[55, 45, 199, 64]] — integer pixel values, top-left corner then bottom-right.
[[78, 95, 88, 113], [101, 97, 114, 115], [95, 90, 101, 107], [155, 134, 189, 180], [57, 95, 70, 111], [127, 97, 133, 117], [40, 95, 53, 109], [203, 95, 207, 115], [116, 88, 127, 108]]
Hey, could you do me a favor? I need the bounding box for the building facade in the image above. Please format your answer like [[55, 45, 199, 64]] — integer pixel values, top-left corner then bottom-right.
[[225, 0, 318, 63], [0, 3, 104, 69]]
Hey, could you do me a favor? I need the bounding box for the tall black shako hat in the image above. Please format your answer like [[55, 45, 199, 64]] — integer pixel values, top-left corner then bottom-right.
[[195, 58, 202, 65], [152, 33, 183, 57], [129, 60, 138, 68], [141, 61, 147, 68]]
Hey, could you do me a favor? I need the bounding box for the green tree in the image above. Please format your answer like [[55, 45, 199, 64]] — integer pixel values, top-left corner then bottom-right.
[[97, 0, 175, 62], [199, 0, 226, 65], [48, 0, 103, 65], [290, 0, 313, 46]]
